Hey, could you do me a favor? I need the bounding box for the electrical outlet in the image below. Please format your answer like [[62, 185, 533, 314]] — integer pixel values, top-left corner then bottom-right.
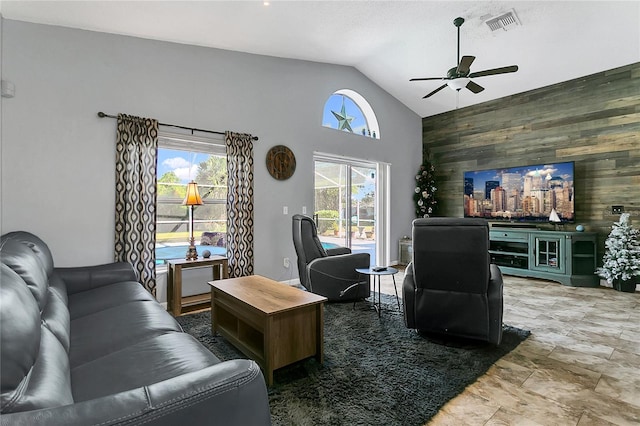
[[612, 205, 624, 214], [302, 206, 307, 214], [283, 257, 290, 268]]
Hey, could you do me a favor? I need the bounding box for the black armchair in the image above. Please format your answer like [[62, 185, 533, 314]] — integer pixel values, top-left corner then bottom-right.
[[292, 214, 370, 301], [402, 218, 503, 344]]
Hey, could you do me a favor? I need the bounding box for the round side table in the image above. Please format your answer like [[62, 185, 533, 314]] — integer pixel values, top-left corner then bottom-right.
[[355, 266, 400, 316]]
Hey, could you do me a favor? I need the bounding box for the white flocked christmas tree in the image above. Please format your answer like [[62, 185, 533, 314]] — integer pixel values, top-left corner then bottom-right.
[[596, 213, 640, 284]]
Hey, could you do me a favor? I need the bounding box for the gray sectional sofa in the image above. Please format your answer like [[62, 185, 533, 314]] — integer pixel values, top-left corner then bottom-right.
[[0, 231, 271, 425]]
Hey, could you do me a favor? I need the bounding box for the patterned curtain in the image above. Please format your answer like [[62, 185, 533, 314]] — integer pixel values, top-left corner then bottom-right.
[[114, 114, 159, 295], [225, 131, 255, 277]]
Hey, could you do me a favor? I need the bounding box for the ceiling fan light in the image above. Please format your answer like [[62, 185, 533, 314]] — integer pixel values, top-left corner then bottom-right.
[[447, 78, 470, 91]]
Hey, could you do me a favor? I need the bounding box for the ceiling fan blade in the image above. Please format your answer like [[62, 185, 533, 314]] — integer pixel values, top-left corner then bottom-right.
[[423, 84, 448, 99], [457, 55, 475, 75], [468, 65, 519, 78], [466, 80, 485, 94], [410, 77, 446, 82]]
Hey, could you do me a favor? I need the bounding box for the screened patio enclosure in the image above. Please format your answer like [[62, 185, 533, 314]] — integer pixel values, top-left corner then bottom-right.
[[314, 158, 377, 265]]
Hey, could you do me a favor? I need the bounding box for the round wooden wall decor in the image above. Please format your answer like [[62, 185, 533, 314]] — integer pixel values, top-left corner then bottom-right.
[[266, 145, 296, 180]]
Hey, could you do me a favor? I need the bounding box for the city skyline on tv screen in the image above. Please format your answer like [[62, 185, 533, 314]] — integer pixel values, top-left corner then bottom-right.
[[464, 162, 575, 223]]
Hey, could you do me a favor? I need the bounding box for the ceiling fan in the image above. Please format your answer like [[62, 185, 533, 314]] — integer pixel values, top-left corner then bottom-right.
[[410, 17, 519, 99]]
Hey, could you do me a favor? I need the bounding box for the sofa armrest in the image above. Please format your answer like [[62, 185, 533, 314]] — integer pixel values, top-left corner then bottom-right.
[[0, 360, 271, 426], [402, 262, 416, 329], [55, 262, 139, 295]]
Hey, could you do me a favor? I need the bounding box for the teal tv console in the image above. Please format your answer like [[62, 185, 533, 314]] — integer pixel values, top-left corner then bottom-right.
[[489, 228, 599, 287]]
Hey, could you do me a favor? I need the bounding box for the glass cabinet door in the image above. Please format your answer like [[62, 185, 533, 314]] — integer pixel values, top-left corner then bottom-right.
[[532, 236, 565, 273]]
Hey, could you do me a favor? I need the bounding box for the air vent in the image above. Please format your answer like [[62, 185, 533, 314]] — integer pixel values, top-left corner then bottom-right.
[[485, 9, 521, 32]]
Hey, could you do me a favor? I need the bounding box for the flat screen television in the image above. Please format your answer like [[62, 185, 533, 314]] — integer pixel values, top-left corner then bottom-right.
[[463, 161, 575, 223]]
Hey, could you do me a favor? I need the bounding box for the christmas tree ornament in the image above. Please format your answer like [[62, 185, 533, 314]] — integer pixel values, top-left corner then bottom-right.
[[413, 160, 438, 218]]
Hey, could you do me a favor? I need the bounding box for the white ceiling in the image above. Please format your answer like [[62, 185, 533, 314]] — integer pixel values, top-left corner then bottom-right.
[[2, 1, 639, 118]]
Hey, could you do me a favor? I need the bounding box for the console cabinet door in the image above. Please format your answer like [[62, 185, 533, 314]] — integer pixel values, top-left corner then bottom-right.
[[530, 234, 566, 274]]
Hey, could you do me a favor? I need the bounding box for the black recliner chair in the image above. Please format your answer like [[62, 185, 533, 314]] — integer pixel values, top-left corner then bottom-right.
[[292, 214, 370, 301], [402, 217, 503, 344]]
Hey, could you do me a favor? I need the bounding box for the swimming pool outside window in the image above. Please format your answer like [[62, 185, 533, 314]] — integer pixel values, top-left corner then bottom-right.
[[156, 132, 227, 264]]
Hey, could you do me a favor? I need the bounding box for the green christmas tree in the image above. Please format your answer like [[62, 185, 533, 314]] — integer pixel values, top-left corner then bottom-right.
[[413, 160, 437, 218], [596, 213, 640, 283]]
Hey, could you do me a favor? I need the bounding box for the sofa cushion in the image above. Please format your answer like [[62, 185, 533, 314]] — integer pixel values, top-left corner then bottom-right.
[[1, 265, 73, 413], [42, 287, 71, 353], [1, 265, 41, 397], [6, 328, 74, 412], [71, 332, 220, 402], [69, 299, 182, 367], [1, 231, 55, 278], [48, 274, 69, 306], [1, 235, 71, 353], [0, 238, 50, 311], [67, 281, 157, 320]]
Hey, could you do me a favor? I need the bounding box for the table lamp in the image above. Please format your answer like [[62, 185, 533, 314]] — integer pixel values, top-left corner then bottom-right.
[[182, 181, 204, 260]]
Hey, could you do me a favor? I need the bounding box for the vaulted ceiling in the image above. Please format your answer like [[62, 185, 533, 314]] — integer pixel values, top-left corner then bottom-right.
[[2, 1, 639, 118]]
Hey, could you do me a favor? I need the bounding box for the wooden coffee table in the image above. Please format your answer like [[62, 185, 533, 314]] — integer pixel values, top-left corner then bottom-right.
[[208, 275, 327, 385]]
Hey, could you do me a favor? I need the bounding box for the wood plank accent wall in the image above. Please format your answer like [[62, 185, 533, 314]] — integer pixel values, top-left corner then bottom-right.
[[422, 62, 640, 261]]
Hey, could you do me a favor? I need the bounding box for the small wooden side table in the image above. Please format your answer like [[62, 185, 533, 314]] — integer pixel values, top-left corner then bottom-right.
[[167, 256, 228, 316]]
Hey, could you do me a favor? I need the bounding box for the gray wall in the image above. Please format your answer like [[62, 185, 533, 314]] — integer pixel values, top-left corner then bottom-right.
[[0, 20, 421, 291], [0, 16, 3, 194]]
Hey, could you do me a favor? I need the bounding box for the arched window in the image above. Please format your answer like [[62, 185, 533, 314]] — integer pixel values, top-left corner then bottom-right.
[[322, 89, 380, 139]]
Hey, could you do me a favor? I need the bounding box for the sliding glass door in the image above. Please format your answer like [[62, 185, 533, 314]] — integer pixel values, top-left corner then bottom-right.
[[314, 156, 381, 266]]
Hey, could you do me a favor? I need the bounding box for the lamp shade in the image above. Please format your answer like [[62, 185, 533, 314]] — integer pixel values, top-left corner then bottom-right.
[[447, 78, 470, 91], [182, 181, 204, 206]]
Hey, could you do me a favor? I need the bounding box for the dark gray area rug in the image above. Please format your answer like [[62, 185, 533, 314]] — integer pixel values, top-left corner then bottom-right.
[[177, 294, 529, 426]]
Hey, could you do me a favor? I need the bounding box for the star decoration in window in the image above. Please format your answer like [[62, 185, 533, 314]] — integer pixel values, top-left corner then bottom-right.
[[331, 97, 354, 132]]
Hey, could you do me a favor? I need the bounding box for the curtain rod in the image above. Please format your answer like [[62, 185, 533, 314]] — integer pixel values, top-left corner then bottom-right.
[[97, 112, 258, 141]]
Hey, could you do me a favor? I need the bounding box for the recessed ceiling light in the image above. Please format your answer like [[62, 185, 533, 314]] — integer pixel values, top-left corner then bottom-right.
[[264, 1, 270, 5]]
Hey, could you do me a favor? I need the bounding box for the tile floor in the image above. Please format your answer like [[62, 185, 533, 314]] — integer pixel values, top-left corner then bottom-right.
[[376, 270, 640, 426]]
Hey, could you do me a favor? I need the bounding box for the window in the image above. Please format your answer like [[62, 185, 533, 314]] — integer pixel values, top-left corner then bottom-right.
[[156, 132, 227, 263], [321, 89, 380, 139]]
